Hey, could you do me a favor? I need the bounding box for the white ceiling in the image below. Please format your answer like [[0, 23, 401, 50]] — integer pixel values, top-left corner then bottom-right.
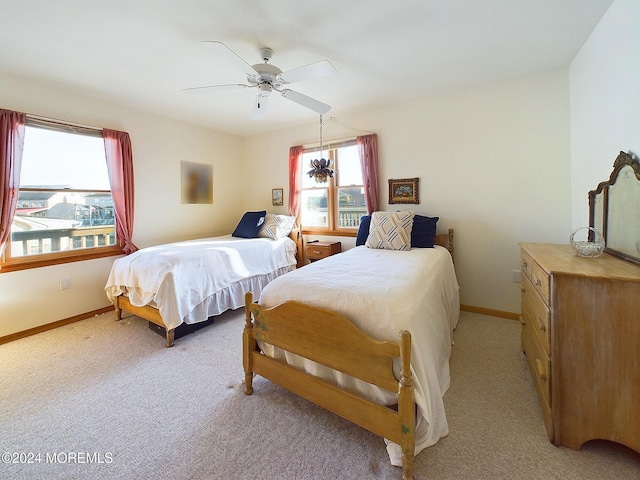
[[0, 0, 613, 137]]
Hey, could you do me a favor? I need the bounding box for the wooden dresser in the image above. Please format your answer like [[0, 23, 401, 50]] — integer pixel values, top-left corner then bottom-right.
[[519, 242, 640, 453]]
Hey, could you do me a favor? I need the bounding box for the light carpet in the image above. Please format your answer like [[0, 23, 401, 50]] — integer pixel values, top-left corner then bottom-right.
[[0, 309, 638, 480]]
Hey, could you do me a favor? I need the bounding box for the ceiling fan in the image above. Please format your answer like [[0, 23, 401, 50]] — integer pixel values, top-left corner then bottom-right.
[[184, 41, 337, 120]]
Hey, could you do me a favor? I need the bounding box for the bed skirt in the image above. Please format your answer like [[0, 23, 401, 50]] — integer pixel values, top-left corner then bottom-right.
[[178, 265, 295, 325]]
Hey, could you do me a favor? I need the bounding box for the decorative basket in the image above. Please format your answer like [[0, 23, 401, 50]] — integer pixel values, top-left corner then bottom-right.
[[570, 227, 605, 258]]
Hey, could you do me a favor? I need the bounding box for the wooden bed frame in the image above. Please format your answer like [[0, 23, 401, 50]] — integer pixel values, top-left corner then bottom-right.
[[113, 228, 304, 347], [244, 292, 416, 479], [242, 228, 454, 480]]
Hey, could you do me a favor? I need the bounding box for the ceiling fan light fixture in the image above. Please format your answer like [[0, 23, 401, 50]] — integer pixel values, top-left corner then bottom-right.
[[187, 41, 335, 119]]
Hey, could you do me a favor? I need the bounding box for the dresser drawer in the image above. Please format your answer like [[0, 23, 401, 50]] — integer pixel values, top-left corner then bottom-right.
[[306, 242, 341, 261], [522, 320, 551, 410], [530, 260, 550, 305], [521, 250, 534, 282], [521, 274, 551, 355]]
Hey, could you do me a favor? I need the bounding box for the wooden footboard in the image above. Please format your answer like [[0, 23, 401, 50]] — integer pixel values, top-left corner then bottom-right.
[[114, 295, 175, 347], [243, 292, 416, 480]]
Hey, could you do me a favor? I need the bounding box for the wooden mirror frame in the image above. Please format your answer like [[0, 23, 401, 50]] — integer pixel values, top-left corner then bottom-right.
[[588, 151, 640, 266]]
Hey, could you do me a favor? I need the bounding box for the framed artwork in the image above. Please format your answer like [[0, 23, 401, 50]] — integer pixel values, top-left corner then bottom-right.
[[388, 177, 419, 204], [272, 188, 284, 206], [181, 161, 213, 204]]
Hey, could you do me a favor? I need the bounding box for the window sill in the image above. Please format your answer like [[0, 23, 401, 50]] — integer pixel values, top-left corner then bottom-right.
[[301, 228, 357, 238], [1, 246, 124, 273]]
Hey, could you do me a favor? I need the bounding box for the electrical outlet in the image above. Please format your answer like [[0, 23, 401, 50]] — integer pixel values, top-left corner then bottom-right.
[[59, 278, 71, 290], [511, 270, 521, 283]]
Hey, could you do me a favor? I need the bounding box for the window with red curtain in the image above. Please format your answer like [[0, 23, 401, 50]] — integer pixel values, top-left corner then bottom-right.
[[1, 115, 132, 272], [294, 136, 378, 235]]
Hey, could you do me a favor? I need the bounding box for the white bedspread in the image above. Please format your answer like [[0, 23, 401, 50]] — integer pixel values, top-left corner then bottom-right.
[[257, 245, 460, 465], [105, 235, 296, 330]]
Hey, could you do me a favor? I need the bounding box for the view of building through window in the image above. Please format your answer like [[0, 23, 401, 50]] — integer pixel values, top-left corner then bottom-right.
[[8, 125, 116, 259], [299, 143, 367, 231]]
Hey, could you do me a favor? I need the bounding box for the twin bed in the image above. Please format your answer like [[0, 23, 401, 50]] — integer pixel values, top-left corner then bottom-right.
[[105, 213, 459, 479], [105, 225, 302, 346], [243, 229, 458, 479]]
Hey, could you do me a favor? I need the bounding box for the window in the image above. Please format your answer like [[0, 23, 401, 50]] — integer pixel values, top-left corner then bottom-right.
[[299, 141, 367, 234], [2, 119, 120, 271]]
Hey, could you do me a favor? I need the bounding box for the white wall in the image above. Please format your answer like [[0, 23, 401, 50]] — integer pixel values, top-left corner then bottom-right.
[[244, 70, 572, 314], [570, 0, 640, 228], [0, 75, 243, 337], [11, 17, 629, 337]]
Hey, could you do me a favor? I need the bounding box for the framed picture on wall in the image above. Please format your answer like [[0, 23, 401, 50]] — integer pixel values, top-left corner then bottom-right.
[[181, 161, 213, 204], [388, 177, 419, 204], [272, 188, 284, 206]]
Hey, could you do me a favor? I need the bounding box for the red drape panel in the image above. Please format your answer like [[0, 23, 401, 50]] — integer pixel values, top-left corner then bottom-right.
[[288, 145, 303, 217], [104, 129, 138, 254], [357, 134, 379, 213], [0, 109, 26, 259]]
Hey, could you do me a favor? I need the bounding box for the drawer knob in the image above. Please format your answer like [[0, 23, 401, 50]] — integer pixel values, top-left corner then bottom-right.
[[532, 274, 542, 287], [312, 250, 321, 255], [536, 316, 546, 332], [535, 359, 547, 381]]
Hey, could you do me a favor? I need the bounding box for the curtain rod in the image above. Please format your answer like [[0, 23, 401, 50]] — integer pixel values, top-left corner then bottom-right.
[[26, 113, 104, 132], [303, 135, 359, 151], [303, 116, 376, 150]]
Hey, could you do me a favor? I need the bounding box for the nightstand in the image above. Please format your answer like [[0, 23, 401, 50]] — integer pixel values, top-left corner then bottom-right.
[[306, 241, 341, 262]]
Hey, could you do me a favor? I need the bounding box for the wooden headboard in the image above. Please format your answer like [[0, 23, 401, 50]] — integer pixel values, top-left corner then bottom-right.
[[435, 228, 454, 263]]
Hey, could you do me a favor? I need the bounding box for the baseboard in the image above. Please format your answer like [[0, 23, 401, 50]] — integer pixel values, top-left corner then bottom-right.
[[460, 304, 520, 321], [1, 304, 519, 345], [0, 306, 114, 345]]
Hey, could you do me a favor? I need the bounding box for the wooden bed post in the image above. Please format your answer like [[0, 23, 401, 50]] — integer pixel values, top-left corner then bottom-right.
[[398, 330, 415, 480], [114, 296, 122, 321], [289, 226, 304, 268], [447, 228, 454, 263], [165, 329, 175, 348], [243, 292, 255, 395]]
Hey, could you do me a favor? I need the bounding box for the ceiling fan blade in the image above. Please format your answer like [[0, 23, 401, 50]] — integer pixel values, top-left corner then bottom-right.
[[202, 41, 257, 77], [251, 93, 270, 120], [280, 89, 331, 115], [277, 60, 337, 84], [183, 84, 252, 94]]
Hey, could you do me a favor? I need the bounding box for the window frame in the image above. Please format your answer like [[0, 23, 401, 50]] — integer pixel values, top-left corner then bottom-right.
[[0, 117, 123, 273], [299, 139, 366, 237]]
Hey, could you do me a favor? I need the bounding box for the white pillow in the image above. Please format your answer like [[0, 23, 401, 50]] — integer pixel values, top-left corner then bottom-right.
[[258, 213, 296, 240], [365, 211, 415, 251]]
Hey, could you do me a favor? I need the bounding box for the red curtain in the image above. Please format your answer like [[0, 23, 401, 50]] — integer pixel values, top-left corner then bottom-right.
[[288, 145, 303, 217], [357, 134, 379, 213], [104, 129, 138, 254], [0, 109, 26, 260]]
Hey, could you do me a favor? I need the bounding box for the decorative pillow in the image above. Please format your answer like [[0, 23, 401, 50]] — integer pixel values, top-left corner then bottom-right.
[[411, 215, 439, 248], [355, 215, 371, 246], [365, 211, 415, 251], [232, 211, 266, 238], [258, 213, 296, 240]]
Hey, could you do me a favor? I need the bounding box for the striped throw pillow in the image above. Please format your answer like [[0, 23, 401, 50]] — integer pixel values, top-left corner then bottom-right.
[[258, 213, 296, 240], [365, 211, 415, 251]]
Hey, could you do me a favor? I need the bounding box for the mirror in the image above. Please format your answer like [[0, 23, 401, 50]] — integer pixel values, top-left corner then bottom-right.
[[589, 151, 640, 266]]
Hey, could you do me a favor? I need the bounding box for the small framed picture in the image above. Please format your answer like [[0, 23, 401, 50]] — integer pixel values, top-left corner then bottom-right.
[[272, 188, 284, 206], [388, 178, 419, 204]]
